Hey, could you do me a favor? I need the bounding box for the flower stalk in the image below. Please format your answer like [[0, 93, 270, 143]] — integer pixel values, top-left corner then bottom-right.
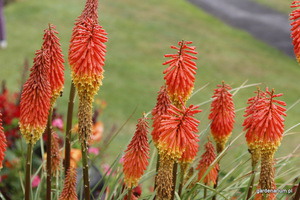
[[25, 141, 33, 200], [46, 109, 53, 200]]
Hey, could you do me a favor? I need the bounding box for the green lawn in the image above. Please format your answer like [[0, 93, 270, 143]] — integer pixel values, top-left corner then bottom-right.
[[1, 0, 300, 172]]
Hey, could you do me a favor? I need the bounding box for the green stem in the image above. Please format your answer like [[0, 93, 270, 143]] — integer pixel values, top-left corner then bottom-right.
[[46, 108, 53, 200], [25, 141, 33, 200], [64, 82, 76, 175], [171, 162, 178, 200], [82, 139, 91, 200], [212, 162, 220, 200], [246, 167, 256, 200], [127, 188, 132, 200], [154, 153, 160, 191], [178, 166, 185, 198], [204, 187, 207, 198]]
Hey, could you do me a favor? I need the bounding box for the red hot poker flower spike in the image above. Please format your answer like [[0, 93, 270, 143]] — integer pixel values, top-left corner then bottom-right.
[[19, 48, 51, 145], [0, 113, 7, 170], [163, 40, 198, 105], [158, 97, 201, 160], [123, 114, 150, 188], [42, 24, 65, 106], [59, 167, 78, 200], [196, 137, 219, 185], [69, 18, 108, 100], [208, 81, 235, 153], [151, 86, 171, 146], [243, 87, 266, 167], [290, 1, 300, 63]]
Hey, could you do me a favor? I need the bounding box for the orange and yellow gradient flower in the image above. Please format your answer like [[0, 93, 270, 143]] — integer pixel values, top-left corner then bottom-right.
[[243, 87, 266, 167], [19, 48, 51, 144], [208, 81, 235, 153], [196, 137, 219, 186], [123, 114, 150, 189], [42, 24, 65, 106], [0, 113, 7, 170], [254, 88, 286, 190], [163, 40, 198, 106]]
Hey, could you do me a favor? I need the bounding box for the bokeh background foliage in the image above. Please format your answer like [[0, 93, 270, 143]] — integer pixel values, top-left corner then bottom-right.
[[0, 0, 299, 184]]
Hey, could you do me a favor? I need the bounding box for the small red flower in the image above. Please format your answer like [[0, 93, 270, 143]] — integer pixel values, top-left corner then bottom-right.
[[151, 86, 171, 146], [59, 167, 78, 200], [196, 137, 219, 185], [0, 113, 7, 170], [158, 98, 201, 160], [208, 81, 235, 153], [123, 115, 150, 188], [19, 48, 51, 144], [42, 24, 65, 106], [163, 40, 197, 105], [290, 1, 300, 63]]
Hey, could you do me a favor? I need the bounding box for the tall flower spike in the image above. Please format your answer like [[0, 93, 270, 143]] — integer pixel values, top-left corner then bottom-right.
[[255, 88, 286, 190], [19, 48, 51, 144], [243, 87, 266, 167], [158, 97, 201, 160], [58, 167, 78, 200], [163, 40, 198, 106], [196, 136, 219, 185], [123, 114, 150, 188], [69, 17, 107, 146], [290, 1, 300, 63], [42, 24, 65, 106], [0, 113, 7, 170], [208, 81, 235, 153], [151, 86, 171, 146]]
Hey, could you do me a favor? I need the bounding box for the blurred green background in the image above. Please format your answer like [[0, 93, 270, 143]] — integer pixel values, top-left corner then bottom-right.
[[0, 0, 299, 173]]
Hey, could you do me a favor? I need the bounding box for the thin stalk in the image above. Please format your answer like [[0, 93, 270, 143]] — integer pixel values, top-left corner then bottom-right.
[[204, 188, 207, 198], [64, 82, 76, 175], [154, 153, 160, 190], [171, 163, 178, 200], [25, 141, 33, 200], [295, 182, 300, 200], [212, 164, 220, 200], [178, 169, 185, 198], [82, 139, 91, 200], [46, 108, 53, 200], [127, 188, 132, 200], [246, 167, 256, 200]]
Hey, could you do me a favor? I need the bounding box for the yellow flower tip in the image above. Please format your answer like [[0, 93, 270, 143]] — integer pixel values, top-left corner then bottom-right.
[[19, 123, 45, 145]]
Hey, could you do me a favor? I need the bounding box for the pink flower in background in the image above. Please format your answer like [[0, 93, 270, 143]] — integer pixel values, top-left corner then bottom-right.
[[88, 147, 99, 155], [52, 118, 64, 130], [31, 175, 41, 188], [102, 163, 115, 176], [119, 155, 125, 164]]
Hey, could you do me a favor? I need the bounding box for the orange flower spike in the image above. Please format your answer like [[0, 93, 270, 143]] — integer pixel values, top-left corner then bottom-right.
[[0, 113, 7, 170], [290, 1, 300, 63], [59, 167, 78, 200], [243, 87, 266, 167], [19, 48, 51, 145], [158, 98, 201, 160], [255, 88, 286, 190], [42, 24, 65, 106], [123, 114, 150, 188], [196, 137, 219, 185], [208, 81, 235, 153], [151, 86, 171, 146], [163, 40, 197, 105], [69, 18, 108, 100]]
